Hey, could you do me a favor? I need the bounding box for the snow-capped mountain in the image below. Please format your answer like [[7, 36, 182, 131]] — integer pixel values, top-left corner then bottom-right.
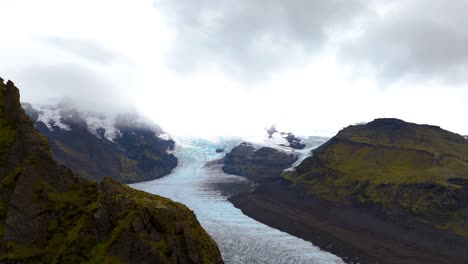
[[22, 102, 177, 183], [252, 127, 329, 171], [220, 126, 329, 183]]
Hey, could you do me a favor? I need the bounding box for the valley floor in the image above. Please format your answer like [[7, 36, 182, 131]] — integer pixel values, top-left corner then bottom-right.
[[229, 182, 468, 264]]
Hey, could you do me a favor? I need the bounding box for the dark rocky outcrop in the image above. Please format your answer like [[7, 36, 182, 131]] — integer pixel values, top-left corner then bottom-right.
[[0, 78, 223, 263], [281, 132, 306, 150], [222, 143, 297, 182], [22, 103, 177, 184], [264, 125, 306, 149], [215, 148, 224, 153]]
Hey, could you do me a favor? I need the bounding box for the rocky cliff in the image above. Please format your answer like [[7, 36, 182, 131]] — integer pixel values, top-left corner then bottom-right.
[[222, 143, 297, 182], [0, 78, 223, 263], [22, 103, 177, 184], [286, 118, 468, 237]]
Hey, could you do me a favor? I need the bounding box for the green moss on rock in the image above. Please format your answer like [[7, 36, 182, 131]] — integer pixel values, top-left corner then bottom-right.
[[287, 119, 468, 237], [1, 166, 22, 189], [0, 124, 15, 147], [0, 82, 16, 150], [0, 243, 43, 261]]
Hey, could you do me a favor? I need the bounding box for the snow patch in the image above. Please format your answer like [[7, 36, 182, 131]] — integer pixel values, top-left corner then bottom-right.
[[242, 133, 329, 172], [249, 134, 295, 154], [36, 106, 71, 131], [83, 113, 120, 141], [158, 133, 171, 141], [29, 103, 182, 144]]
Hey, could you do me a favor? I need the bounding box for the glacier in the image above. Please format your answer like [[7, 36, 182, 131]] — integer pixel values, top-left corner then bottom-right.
[[130, 137, 343, 264]]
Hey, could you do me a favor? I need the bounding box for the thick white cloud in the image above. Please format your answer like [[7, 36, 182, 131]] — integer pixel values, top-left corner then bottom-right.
[[43, 37, 123, 65], [0, 0, 467, 139], [340, 0, 468, 82], [154, 0, 368, 79], [18, 64, 132, 113]]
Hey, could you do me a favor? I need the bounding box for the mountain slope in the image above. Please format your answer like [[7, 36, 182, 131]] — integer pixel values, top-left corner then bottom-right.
[[286, 118, 468, 236], [22, 103, 177, 183], [227, 119, 468, 263], [0, 78, 223, 263]]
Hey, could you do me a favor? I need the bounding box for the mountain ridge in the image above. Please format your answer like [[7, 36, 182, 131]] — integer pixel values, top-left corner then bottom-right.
[[286, 118, 468, 235], [22, 103, 177, 183]]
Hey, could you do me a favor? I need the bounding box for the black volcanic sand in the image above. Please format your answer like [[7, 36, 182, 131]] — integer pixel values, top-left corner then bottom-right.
[[229, 181, 468, 264]]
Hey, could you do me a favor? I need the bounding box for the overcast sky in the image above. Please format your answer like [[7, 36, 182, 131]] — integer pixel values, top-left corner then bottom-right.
[[1, 0, 467, 138]]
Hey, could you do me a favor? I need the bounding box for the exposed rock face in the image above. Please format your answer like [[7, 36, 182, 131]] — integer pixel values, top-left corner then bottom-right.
[[264, 126, 306, 150], [22, 103, 177, 183], [286, 118, 468, 237], [266, 125, 278, 138], [282, 132, 306, 150], [0, 79, 223, 263], [222, 143, 297, 182], [215, 148, 224, 153]]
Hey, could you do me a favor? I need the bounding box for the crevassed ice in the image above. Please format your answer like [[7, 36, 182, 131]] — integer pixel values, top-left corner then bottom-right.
[[130, 138, 343, 264]]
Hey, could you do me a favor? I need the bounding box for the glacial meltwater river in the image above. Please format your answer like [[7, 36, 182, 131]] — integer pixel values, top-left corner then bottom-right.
[[130, 138, 344, 264]]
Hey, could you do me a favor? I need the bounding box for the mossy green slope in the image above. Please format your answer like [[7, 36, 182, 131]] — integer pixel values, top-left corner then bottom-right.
[[286, 118, 468, 236], [0, 79, 223, 263]]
